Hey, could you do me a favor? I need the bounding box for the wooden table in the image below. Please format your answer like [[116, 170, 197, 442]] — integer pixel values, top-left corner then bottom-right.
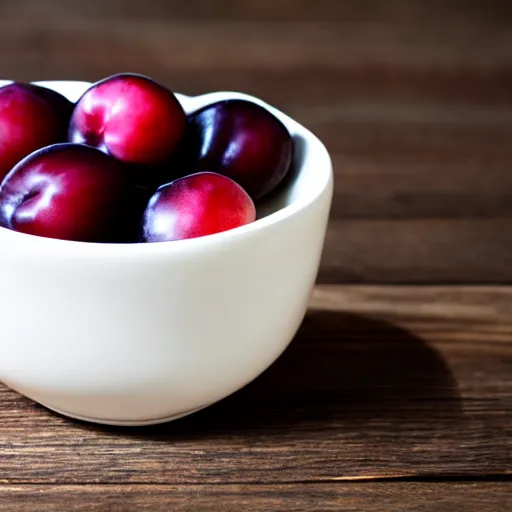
[[0, 0, 511, 509], [1, 286, 511, 510]]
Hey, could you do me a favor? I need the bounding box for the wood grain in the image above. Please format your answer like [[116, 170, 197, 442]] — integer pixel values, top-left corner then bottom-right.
[[0, 286, 510, 484], [320, 219, 512, 283], [1, 483, 511, 512], [0, 0, 511, 282], [4, 0, 512, 24]]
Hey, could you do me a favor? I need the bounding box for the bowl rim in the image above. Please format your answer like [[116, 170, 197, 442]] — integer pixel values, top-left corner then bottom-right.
[[0, 79, 333, 257]]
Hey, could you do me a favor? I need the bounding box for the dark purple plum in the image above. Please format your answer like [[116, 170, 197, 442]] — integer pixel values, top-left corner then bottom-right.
[[0, 143, 135, 243], [181, 99, 293, 201]]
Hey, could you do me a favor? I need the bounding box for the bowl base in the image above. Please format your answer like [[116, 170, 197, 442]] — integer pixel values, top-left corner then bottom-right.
[[38, 401, 210, 426]]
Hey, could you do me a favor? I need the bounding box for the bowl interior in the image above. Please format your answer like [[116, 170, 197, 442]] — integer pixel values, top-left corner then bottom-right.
[[0, 79, 332, 247]]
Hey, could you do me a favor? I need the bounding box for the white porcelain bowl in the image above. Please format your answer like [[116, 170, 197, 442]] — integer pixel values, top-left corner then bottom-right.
[[0, 80, 333, 426]]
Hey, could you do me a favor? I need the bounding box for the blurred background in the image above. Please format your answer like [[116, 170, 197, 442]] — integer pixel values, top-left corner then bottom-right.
[[1, 0, 511, 284]]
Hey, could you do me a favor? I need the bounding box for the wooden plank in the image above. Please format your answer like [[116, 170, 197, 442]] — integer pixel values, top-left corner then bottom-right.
[[330, 157, 512, 219], [0, 0, 511, 86], [0, 483, 511, 512], [0, 0, 510, 106], [305, 106, 512, 165], [319, 219, 512, 283], [314, 103, 512, 219], [0, 19, 510, 78], [1, 0, 511, 26], [0, 286, 510, 484]]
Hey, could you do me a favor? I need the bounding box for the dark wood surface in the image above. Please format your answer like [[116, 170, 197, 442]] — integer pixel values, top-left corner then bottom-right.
[[0, 0, 511, 282], [0, 1, 511, 509], [1, 483, 511, 512], [0, 286, 511, 509]]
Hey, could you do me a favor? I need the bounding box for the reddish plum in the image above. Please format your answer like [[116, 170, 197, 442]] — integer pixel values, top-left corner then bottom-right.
[[0, 143, 134, 242], [142, 171, 256, 242], [69, 73, 186, 167], [182, 99, 293, 201], [0, 82, 73, 180]]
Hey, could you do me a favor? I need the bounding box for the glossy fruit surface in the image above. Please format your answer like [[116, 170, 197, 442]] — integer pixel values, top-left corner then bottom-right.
[[0, 143, 133, 242], [142, 171, 256, 242], [182, 99, 293, 201], [0, 82, 73, 180], [69, 73, 186, 167]]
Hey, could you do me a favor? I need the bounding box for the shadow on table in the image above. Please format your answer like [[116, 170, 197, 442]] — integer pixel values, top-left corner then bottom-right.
[[108, 309, 462, 440]]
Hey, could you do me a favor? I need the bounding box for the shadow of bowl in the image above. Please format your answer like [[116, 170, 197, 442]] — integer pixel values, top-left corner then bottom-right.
[[100, 309, 462, 440]]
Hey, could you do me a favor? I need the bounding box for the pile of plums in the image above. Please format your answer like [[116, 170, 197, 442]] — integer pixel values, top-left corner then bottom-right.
[[0, 73, 293, 243]]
